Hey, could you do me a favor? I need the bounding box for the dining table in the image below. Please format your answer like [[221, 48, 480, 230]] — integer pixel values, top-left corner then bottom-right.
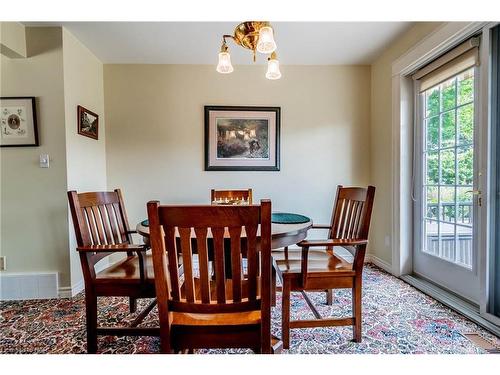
[[136, 212, 312, 278], [136, 213, 312, 250]]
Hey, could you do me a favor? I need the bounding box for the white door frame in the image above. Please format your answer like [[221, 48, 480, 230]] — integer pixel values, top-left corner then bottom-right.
[[391, 22, 488, 276], [390, 22, 495, 305]]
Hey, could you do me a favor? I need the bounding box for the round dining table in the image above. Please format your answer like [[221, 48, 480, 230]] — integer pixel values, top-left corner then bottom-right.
[[136, 217, 312, 250]]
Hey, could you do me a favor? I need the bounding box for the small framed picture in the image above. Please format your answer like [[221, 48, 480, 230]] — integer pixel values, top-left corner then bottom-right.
[[0, 97, 39, 147], [205, 105, 280, 171], [77, 105, 99, 140]]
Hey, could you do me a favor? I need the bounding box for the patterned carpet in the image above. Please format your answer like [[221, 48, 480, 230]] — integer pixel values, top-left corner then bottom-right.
[[1, 264, 499, 354]]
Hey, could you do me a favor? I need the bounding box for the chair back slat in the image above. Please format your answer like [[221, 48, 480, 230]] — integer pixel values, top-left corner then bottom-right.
[[98, 205, 113, 244], [194, 227, 211, 303], [229, 226, 243, 302], [347, 201, 358, 239], [147, 202, 271, 316], [165, 226, 181, 300], [211, 189, 253, 205], [84, 206, 100, 245], [91, 205, 106, 244], [179, 227, 195, 303], [329, 186, 376, 241], [105, 204, 121, 244], [112, 202, 127, 243], [246, 224, 258, 300], [212, 227, 227, 303]]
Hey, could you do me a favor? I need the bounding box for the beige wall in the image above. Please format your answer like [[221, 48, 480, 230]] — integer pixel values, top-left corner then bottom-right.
[[62, 28, 107, 288], [369, 22, 443, 264], [104, 65, 371, 234], [0, 27, 107, 293], [0, 22, 26, 58], [0, 23, 448, 298], [0, 27, 71, 286]]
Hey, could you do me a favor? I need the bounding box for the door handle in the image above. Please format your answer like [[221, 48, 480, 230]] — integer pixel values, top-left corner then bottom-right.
[[466, 190, 482, 206]]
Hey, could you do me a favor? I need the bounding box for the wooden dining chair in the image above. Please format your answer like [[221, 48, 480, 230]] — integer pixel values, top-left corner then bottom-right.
[[211, 188, 253, 204], [273, 185, 375, 349], [67, 189, 158, 353], [147, 199, 279, 353]]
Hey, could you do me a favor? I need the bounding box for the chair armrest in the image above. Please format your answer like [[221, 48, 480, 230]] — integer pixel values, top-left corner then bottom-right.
[[297, 239, 368, 247], [77, 243, 147, 252], [311, 224, 331, 229]]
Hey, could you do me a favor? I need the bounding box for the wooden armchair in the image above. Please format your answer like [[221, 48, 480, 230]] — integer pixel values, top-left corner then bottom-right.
[[211, 188, 253, 205], [147, 200, 278, 353], [273, 185, 375, 349], [67, 189, 158, 353]]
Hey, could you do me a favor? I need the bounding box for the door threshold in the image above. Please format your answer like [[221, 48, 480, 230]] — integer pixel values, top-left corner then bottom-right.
[[400, 274, 500, 338]]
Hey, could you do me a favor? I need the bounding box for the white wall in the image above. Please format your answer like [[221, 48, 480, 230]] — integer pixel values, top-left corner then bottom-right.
[[104, 64, 371, 235], [0, 27, 71, 287], [0, 26, 107, 296], [62, 28, 107, 289], [369, 22, 443, 265]]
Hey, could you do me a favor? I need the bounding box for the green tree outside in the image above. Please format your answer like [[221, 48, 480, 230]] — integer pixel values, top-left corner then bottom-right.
[[424, 70, 475, 222]]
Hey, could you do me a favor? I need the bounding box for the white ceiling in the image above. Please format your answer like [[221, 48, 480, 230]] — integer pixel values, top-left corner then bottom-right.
[[30, 22, 413, 65]]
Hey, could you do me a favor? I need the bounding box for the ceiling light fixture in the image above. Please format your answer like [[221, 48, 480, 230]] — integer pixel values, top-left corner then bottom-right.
[[216, 21, 281, 80]]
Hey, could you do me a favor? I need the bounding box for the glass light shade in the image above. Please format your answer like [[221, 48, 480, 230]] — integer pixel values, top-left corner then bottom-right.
[[257, 26, 277, 54], [216, 52, 234, 74], [266, 58, 281, 80]]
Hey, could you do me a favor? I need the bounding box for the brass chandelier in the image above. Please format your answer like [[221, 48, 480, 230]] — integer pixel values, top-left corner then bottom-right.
[[217, 21, 281, 80]]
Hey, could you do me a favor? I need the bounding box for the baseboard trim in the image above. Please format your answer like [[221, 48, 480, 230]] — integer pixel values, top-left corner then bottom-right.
[[58, 259, 111, 299], [58, 280, 84, 298], [365, 254, 393, 274], [401, 274, 500, 337]]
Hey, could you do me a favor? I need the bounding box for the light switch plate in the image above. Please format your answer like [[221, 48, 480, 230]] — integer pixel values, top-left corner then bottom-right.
[[39, 154, 49, 168]]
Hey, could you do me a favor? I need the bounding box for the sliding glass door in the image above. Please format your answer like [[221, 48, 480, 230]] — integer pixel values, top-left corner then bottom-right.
[[413, 43, 481, 303]]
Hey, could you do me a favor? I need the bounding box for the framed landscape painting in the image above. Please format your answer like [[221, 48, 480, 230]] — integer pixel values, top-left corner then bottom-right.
[[77, 105, 99, 140], [0, 97, 39, 147], [204, 105, 280, 171]]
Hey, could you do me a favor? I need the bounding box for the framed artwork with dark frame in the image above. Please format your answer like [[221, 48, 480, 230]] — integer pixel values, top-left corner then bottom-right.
[[204, 105, 280, 171], [0, 97, 39, 147], [77, 105, 99, 140]]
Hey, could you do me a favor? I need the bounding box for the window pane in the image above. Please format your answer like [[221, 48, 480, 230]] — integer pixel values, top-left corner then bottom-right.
[[426, 151, 439, 185], [457, 187, 473, 225], [426, 186, 439, 220], [426, 116, 439, 150], [426, 87, 440, 117], [424, 219, 439, 256], [441, 110, 456, 148], [441, 78, 456, 111], [440, 186, 455, 223], [456, 224, 473, 269], [458, 69, 474, 105], [457, 147, 474, 185], [440, 149, 456, 185], [440, 221, 456, 261], [458, 103, 474, 145]]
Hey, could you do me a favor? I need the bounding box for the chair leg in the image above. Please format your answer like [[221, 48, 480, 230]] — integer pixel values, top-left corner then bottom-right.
[[352, 278, 362, 343], [129, 297, 137, 313], [281, 278, 291, 349], [272, 266, 277, 307], [85, 292, 98, 354], [325, 289, 333, 305], [160, 328, 171, 354]]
